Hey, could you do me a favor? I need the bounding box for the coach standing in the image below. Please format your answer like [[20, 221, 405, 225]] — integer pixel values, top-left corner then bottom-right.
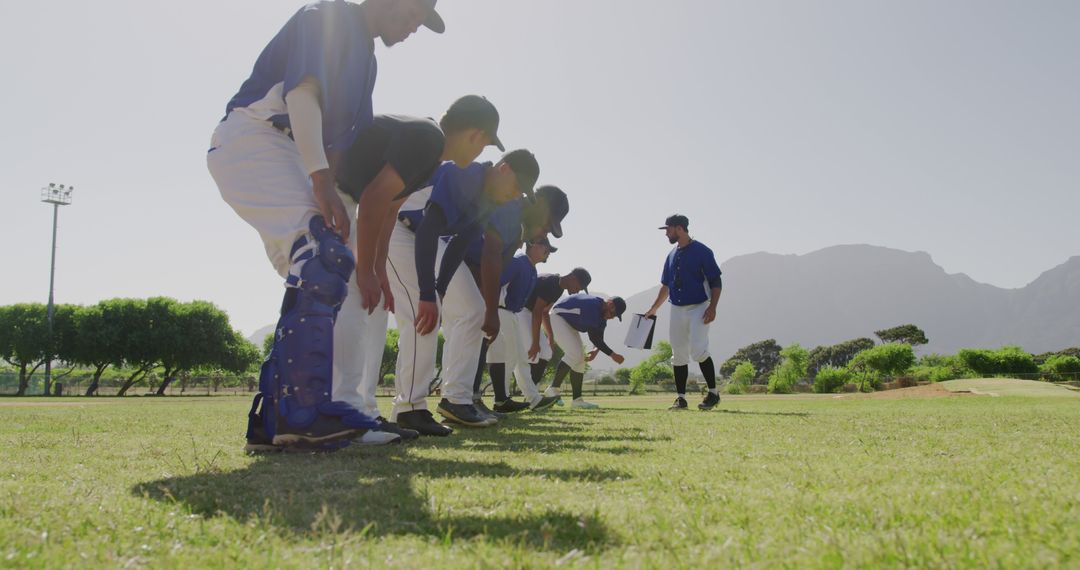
[[643, 215, 723, 411], [208, 0, 445, 450]]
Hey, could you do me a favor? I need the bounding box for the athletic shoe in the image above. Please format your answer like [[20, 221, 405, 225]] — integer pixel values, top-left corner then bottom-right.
[[698, 392, 721, 411], [271, 415, 364, 448], [543, 386, 560, 398], [474, 399, 507, 420], [570, 398, 600, 410], [244, 423, 282, 454], [493, 399, 531, 414], [375, 417, 419, 441], [529, 395, 560, 412], [397, 410, 454, 437], [354, 429, 402, 446], [669, 397, 689, 411], [437, 399, 498, 427]]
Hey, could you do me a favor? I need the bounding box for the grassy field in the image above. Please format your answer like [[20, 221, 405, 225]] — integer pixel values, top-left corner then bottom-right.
[[1, 381, 1078, 568]]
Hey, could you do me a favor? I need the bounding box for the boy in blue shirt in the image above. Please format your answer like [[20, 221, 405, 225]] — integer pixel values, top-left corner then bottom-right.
[[644, 214, 724, 411], [549, 294, 628, 409]]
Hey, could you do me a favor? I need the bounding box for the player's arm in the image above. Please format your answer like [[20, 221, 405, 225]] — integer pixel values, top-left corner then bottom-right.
[[479, 229, 505, 340], [285, 78, 351, 241], [354, 164, 406, 313], [375, 195, 406, 313], [644, 286, 669, 319], [543, 312, 555, 350], [527, 300, 551, 359], [703, 252, 723, 325], [587, 329, 624, 365], [414, 204, 451, 335]]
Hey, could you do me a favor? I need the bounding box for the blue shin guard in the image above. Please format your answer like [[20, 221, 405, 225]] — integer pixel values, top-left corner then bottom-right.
[[246, 216, 377, 450]]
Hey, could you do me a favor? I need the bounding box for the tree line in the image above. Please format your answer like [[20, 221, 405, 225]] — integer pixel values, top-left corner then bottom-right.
[[0, 299, 260, 397]]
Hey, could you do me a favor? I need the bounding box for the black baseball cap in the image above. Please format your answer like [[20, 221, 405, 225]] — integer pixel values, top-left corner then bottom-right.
[[569, 267, 592, 293], [442, 95, 503, 151], [611, 297, 627, 321], [500, 149, 540, 198], [531, 236, 558, 253], [420, 0, 446, 34], [659, 214, 689, 230], [534, 185, 569, 238]]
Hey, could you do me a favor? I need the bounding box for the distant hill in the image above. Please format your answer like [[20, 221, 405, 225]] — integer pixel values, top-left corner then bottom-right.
[[603, 245, 1080, 369]]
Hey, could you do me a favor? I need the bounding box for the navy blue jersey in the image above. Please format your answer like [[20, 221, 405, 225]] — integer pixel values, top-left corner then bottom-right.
[[226, 1, 377, 153], [500, 254, 537, 313], [554, 294, 607, 333], [661, 241, 722, 306]]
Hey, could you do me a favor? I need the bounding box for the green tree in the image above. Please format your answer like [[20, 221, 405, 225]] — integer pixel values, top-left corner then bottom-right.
[[729, 361, 755, 394], [154, 301, 241, 395], [614, 368, 632, 385], [262, 332, 275, 359], [993, 346, 1038, 376], [114, 298, 167, 396], [767, 343, 809, 394], [1041, 355, 1080, 380], [69, 301, 130, 396], [807, 338, 876, 377], [721, 339, 781, 382], [874, 324, 928, 347], [380, 329, 400, 380], [849, 343, 915, 391], [813, 365, 850, 393], [0, 304, 50, 396]]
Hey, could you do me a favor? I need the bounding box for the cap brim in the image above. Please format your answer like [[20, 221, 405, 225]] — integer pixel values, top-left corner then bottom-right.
[[548, 245, 559, 253], [490, 133, 505, 152], [424, 10, 445, 33], [550, 220, 564, 239]]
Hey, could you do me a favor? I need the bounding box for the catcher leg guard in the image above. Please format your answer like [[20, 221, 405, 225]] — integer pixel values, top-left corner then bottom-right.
[[269, 216, 378, 448]]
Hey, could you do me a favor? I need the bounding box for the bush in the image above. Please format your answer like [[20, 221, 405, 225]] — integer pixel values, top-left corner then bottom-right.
[[597, 375, 619, 385], [382, 373, 395, 386], [614, 368, 632, 385], [728, 362, 755, 395], [849, 343, 915, 391], [813, 366, 849, 393], [768, 344, 808, 394], [994, 346, 1038, 375], [1042, 355, 1080, 381]]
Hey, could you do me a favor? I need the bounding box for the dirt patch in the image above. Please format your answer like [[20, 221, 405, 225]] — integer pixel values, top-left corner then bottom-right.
[[833, 383, 979, 400]]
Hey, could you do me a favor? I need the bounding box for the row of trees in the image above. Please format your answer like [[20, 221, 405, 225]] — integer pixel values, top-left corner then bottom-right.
[[0, 299, 260, 397]]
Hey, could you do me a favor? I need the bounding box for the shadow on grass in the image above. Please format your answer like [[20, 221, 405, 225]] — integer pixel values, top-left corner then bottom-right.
[[133, 417, 626, 551], [715, 409, 811, 418]]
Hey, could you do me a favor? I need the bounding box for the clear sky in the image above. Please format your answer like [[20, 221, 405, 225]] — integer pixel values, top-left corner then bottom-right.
[[2, 0, 1077, 336]]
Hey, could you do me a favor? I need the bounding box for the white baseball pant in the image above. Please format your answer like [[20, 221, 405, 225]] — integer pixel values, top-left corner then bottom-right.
[[550, 312, 587, 374], [386, 220, 440, 418], [670, 302, 712, 366], [439, 241, 486, 405], [208, 112, 387, 417]]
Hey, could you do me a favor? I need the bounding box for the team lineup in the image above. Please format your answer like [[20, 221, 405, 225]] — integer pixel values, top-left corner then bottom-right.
[[207, 0, 723, 451]]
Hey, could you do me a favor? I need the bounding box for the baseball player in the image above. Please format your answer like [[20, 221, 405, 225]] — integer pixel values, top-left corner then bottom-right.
[[643, 214, 724, 411], [388, 150, 540, 434], [330, 97, 511, 443], [477, 237, 562, 414], [208, 0, 445, 450], [548, 294, 628, 409], [530, 269, 592, 400]]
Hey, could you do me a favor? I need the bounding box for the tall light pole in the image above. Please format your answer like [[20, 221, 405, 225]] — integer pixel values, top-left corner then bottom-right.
[[41, 183, 73, 396]]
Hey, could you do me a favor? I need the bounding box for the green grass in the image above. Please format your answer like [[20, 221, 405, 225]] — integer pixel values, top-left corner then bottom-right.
[[1, 386, 1078, 568]]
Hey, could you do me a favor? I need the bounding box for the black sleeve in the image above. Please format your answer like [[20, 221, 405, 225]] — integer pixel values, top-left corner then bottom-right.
[[387, 121, 445, 198], [588, 329, 614, 356], [434, 223, 482, 298], [415, 203, 449, 302], [709, 275, 723, 289]]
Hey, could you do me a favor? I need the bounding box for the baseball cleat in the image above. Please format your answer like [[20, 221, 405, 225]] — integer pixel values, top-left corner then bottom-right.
[[493, 399, 532, 414], [529, 395, 561, 412], [698, 392, 721, 411], [570, 398, 600, 410], [397, 410, 454, 437], [669, 397, 689, 411], [437, 400, 498, 427]]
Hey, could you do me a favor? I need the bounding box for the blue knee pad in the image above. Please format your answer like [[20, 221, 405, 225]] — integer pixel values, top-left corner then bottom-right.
[[246, 217, 378, 444]]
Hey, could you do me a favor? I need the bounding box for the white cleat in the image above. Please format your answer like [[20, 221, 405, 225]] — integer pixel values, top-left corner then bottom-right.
[[354, 429, 402, 446], [570, 398, 600, 410]]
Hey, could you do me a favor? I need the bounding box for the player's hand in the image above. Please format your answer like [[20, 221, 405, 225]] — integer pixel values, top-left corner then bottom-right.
[[482, 310, 500, 341], [356, 270, 382, 315], [611, 353, 625, 365], [311, 170, 350, 241], [377, 270, 395, 313], [528, 342, 541, 361], [586, 348, 600, 362], [416, 300, 439, 336], [644, 308, 657, 319], [703, 306, 717, 325]]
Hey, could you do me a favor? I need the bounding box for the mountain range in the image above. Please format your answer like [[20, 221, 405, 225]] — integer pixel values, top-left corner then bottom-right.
[[249, 245, 1080, 370]]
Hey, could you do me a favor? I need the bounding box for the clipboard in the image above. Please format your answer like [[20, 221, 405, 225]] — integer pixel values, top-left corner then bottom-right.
[[624, 314, 657, 350]]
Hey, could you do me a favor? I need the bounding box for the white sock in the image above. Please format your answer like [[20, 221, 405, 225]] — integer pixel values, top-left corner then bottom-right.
[[677, 393, 686, 400], [709, 389, 718, 395]]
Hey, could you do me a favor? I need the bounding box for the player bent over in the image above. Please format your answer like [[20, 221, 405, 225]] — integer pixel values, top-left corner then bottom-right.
[[480, 237, 562, 414], [643, 214, 723, 411], [389, 150, 539, 434], [549, 294, 628, 409], [530, 269, 591, 401], [207, 0, 445, 451]]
